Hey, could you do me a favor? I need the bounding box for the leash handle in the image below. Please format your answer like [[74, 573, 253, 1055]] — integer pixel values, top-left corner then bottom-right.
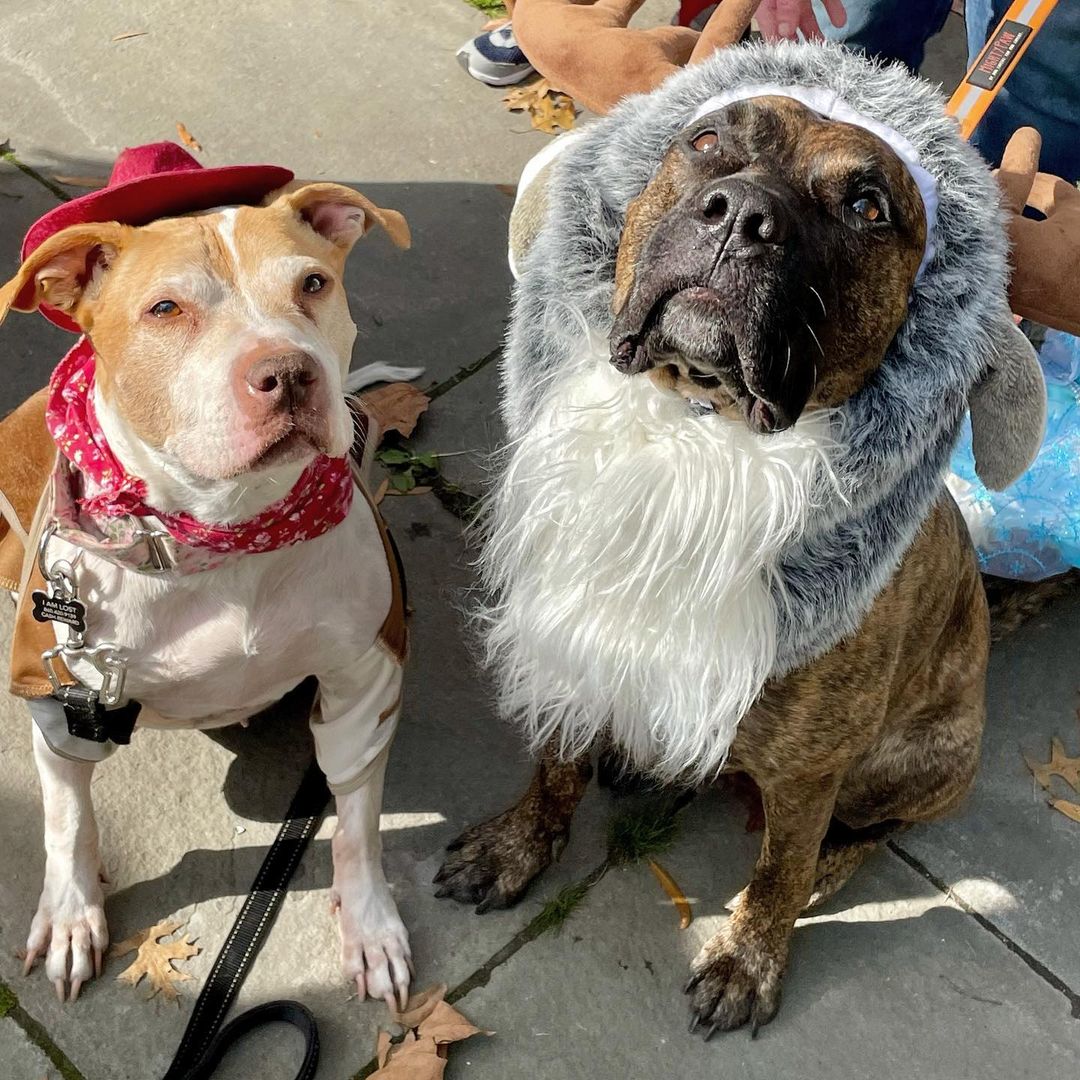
[[946, 0, 1060, 139], [163, 760, 330, 1080]]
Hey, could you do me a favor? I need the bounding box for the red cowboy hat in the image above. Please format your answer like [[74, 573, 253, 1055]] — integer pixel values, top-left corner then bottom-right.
[[18, 141, 294, 331]]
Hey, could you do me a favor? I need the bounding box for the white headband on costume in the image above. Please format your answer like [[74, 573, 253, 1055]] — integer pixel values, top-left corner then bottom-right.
[[690, 84, 939, 281]]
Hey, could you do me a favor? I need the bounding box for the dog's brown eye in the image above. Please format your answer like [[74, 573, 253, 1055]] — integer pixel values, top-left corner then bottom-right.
[[850, 196, 882, 222], [692, 130, 719, 153], [303, 273, 328, 294], [149, 300, 181, 318]]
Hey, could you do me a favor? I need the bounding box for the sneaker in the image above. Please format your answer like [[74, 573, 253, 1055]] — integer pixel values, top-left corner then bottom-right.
[[457, 23, 535, 86]]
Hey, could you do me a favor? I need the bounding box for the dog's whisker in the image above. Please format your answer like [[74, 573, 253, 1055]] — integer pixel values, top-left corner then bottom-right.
[[807, 284, 828, 318]]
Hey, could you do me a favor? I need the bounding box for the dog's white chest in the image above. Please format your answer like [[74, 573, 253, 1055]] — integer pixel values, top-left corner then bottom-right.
[[51, 494, 390, 726]]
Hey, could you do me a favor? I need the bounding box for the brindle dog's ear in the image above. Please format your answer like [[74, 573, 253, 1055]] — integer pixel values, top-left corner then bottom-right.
[[968, 316, 1046, 491], [508, 132, 584, 280]]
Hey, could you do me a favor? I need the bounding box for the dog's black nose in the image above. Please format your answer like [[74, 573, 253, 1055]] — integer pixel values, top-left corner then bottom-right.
[[698, 177, 790, 248]]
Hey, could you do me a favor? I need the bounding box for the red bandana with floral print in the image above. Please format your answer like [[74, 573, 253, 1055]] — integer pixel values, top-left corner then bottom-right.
[[45, 337, 353, 555]]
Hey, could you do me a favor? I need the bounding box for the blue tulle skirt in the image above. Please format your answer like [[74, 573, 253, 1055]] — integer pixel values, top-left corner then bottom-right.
[[949, 330, 1080, 581]]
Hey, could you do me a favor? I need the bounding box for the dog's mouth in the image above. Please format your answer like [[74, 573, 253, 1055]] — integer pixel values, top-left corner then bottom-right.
[[610, 282, 809, 435], [227, 413, 333, 477]]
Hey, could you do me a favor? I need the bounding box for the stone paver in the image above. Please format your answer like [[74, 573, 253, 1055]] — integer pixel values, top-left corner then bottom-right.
[[0, 1015, 56, 1080]]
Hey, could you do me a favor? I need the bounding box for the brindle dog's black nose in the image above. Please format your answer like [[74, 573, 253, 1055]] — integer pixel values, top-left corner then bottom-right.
[[698, 177, 790, 248]]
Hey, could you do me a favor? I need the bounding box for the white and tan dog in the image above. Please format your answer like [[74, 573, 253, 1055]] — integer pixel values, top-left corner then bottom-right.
[[0, 153, 418, 1008]]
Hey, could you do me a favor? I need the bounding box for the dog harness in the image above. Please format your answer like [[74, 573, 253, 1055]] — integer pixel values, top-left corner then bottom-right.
[[0, 372, 407, 782]]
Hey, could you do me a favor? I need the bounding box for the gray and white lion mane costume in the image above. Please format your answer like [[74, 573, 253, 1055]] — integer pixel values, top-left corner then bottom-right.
[[481, 42, 1046, 782]]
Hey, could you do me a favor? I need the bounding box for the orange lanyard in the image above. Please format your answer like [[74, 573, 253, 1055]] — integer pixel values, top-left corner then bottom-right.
[[946, 0, 1060, 138]]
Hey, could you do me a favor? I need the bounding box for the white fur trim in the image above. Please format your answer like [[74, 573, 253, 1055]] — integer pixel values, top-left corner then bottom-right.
[[479, 354, 840, 781], [690, 84, 939, 280], [509, 131, 586, 281], [344, 363, 425, 393]]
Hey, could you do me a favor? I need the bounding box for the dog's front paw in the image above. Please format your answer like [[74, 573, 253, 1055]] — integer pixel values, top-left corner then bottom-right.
[[685, 927, 785, 1038], [334, 881, 412, 1011], [433, 807, 564, 913], [24, 865, 108, 1003]]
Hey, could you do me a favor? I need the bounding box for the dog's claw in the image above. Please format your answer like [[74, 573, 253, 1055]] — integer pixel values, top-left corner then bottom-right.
[[94, 948, 103, 979], [684, 972, 703, 994], [705, 1023, 719, 1042], [54, 978, 65, 1003], [69, 978, 83, 1004], [434, 886, 451, 900], [688, 1011, 702, 1034], [750, 1018, 760, 1040]]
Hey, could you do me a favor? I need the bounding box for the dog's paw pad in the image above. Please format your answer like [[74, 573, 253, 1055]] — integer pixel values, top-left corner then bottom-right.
[[25, 878, 108, 1004], [685, 935, 783, 1038], [338, 897, 412, 1008], [434, 813, 559, 913]]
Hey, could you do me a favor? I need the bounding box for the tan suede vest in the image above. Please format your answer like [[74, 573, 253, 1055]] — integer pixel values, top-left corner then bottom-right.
[[0, 389, 406, 701]]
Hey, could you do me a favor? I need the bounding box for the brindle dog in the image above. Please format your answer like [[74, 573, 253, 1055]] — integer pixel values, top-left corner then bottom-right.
[[436, 98, 988, 1035]]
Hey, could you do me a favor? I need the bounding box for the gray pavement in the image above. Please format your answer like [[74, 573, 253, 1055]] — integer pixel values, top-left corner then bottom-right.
[[1, 3, 1078, 1079]]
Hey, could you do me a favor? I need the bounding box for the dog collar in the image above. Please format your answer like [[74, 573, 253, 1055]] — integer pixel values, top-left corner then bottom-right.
[[45, 337, 354, 567], [689, 84, 939, 281]]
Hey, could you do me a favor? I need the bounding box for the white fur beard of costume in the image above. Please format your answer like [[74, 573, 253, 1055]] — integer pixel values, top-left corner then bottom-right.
[[480, 355, 840, 783]]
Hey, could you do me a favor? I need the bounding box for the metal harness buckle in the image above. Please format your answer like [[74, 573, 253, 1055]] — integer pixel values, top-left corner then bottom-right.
[[37, 522, 129, 718]]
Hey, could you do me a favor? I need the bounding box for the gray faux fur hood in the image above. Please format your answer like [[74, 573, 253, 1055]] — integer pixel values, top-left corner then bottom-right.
[[500, 41, 1044, 675]]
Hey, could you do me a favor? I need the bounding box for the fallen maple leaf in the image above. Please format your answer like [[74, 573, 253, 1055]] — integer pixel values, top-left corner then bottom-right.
[[503, 77, 550, 112], [530, 93, 576, 136], [1049, 798, 1080, 823], [109, 919, 200, 1002], [362, 382, 430, 439], [176, 122, 203, 153], [502, 77, 576, 136], [1023, 736, 1080, 792], [372, 984, 490, 1077]]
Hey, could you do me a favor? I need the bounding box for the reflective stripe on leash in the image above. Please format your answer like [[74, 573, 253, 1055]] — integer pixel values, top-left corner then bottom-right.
[[946, 0, 1061, 139]]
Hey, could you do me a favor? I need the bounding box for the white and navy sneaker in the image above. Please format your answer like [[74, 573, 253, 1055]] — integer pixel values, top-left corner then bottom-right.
[[456, 23, 535, 86]]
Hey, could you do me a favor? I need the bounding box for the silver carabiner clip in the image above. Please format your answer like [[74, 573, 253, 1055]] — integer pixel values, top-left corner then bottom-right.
[[42, 642, 127, 706]]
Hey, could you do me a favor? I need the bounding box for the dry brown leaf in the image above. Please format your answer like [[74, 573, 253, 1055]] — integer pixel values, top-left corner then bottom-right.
[[176, 122, 203, 153], [52, 175, 107, 189], [109, 919, 200, 1002], [502, 77, 575, 136], [111, 30, 148, 41], [1049, 798, 1080, 823], [371, 984, 490, 1077], [648, 858, 692, 929], [529, 93, 576, 136], [502, 77, 549, 112], [494, 183, 517, 198], [1023, 736, 1080, 792], [362, 382, 430, 439]]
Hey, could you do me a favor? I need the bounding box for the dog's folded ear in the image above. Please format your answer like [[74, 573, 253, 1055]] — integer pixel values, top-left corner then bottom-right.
[[0, 222, 127, 329], [508, 132, 584, 280], [968, 315, 1047, 491], [273, 182, 411, 252]]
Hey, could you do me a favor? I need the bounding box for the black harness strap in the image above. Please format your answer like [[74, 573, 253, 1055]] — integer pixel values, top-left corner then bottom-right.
[[163, 760, 331, 1080]]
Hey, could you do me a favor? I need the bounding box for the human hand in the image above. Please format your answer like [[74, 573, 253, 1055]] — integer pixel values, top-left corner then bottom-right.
[[997, 127, 1080, 337], [755, 0, 846, 41]]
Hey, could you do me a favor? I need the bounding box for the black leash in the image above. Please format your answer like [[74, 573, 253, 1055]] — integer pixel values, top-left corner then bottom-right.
[[163, 759, 331, 1080]]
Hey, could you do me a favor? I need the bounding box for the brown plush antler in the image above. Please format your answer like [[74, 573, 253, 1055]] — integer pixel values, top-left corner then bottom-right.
[[997, 128, 1080, 337], [512, 0, 762, 115]]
